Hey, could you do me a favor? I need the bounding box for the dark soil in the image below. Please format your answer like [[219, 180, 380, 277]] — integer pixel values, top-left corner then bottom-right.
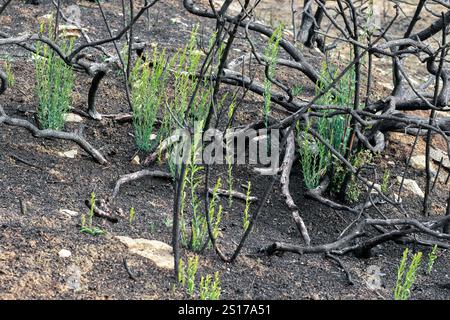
[[0, 0, 449, 300]]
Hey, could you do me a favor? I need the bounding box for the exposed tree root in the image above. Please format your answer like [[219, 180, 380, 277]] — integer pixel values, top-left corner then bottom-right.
[[84, 198, 118, 223], [262, 215, 450, 259], [280, 130, 311, 245], [304, 177, 359, 214], [111, 169, 172, 199], [208, 188, 258, 202], [0, 105, 107, 164], [325, 252, 354, 285]]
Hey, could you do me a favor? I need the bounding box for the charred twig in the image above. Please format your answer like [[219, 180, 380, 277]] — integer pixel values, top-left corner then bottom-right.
[[19, 198, 27, 215], [84, 199, 118, 223], [10, 154, 42, 170], [123, 258, 137, 281], [280, 129, 311, 245], [111, 169, 172, 199], [208, 188, 258, 202], [325, 252, 354, 285], [0, 106, 107, 164]]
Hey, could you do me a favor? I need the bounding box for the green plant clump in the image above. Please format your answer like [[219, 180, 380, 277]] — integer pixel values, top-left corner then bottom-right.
[[333, 150, 372, 203], [199, 271, 221, 300], [297, 60, 356, 190], [297, 119, 330, 190], [131, 48, 171, 152], [178, 255, 221, 300], [34, 23, 74, 130]]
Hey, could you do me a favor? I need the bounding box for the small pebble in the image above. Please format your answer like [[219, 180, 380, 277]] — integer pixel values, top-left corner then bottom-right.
[[58, 249, 72, 258]]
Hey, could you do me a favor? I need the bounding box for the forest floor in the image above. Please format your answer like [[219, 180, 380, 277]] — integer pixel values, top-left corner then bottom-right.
[[0, 0, 449, 300]]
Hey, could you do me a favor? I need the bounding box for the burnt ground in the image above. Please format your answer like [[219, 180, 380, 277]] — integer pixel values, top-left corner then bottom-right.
[[0, 0, 450, 300]]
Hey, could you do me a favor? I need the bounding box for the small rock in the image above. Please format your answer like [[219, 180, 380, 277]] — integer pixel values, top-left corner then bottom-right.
[[58, 25, 82, 39], [131, 155, 140, 165], [66, 264, 81, 291], [58, 249, 72, 258], [396, 177, 424, 198], [59, 209, 79, 217], [169, 17, 188, 27], [49, 169, 65, 181], [410, 155, 436, 171], [115, 236, 174, 270], [64, 113, 83, 123], [389, 132, 412, 145], [309, 293, 321, 300], [430, 148, 450, 170], [58, 149, 78, 159], [410, 155, 426, 170]]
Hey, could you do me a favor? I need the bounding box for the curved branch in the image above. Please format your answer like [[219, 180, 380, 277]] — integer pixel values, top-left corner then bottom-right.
[[111, 169, 172, 199], [0, 105, 107, 164], [280, 129, 311, 245]]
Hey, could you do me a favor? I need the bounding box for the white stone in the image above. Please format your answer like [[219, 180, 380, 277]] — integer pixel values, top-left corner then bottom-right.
[[410, 155, 427, 170], [58, 25, 82, 39], [115, 236, 174, 270], [396, 177, 425, 198], [59, 209, 79, 217], [430, 148, 450, 170], [58, 149, 78, 159], [58, 249, 72, 258], [64, 113, 83, 123], [131, 155, 140, 165]]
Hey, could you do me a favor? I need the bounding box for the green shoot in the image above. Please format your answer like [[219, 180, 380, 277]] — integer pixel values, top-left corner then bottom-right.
[[292, 85, 303, 97], [225, 99, 236, 207], [148, 222, 155, 234], [129, 207, 135, 225], [394, 248, 422, 300], [208, 178, 223, 242], [262, 24, 283, 127], [186, 255, 199, 297], [2, 60, 14, 87], [427, 245, 438, 274], [381, 169, 390, 194], [297, 119, 329, 189], [80, 192, 105, 236], [180, 128, 222, 252], [199, 271, 221, 300], [345, 150, 373, 203], [88, 191, 95, 226], [163, 215, 173, 228], [243, 181, 252, 231]]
